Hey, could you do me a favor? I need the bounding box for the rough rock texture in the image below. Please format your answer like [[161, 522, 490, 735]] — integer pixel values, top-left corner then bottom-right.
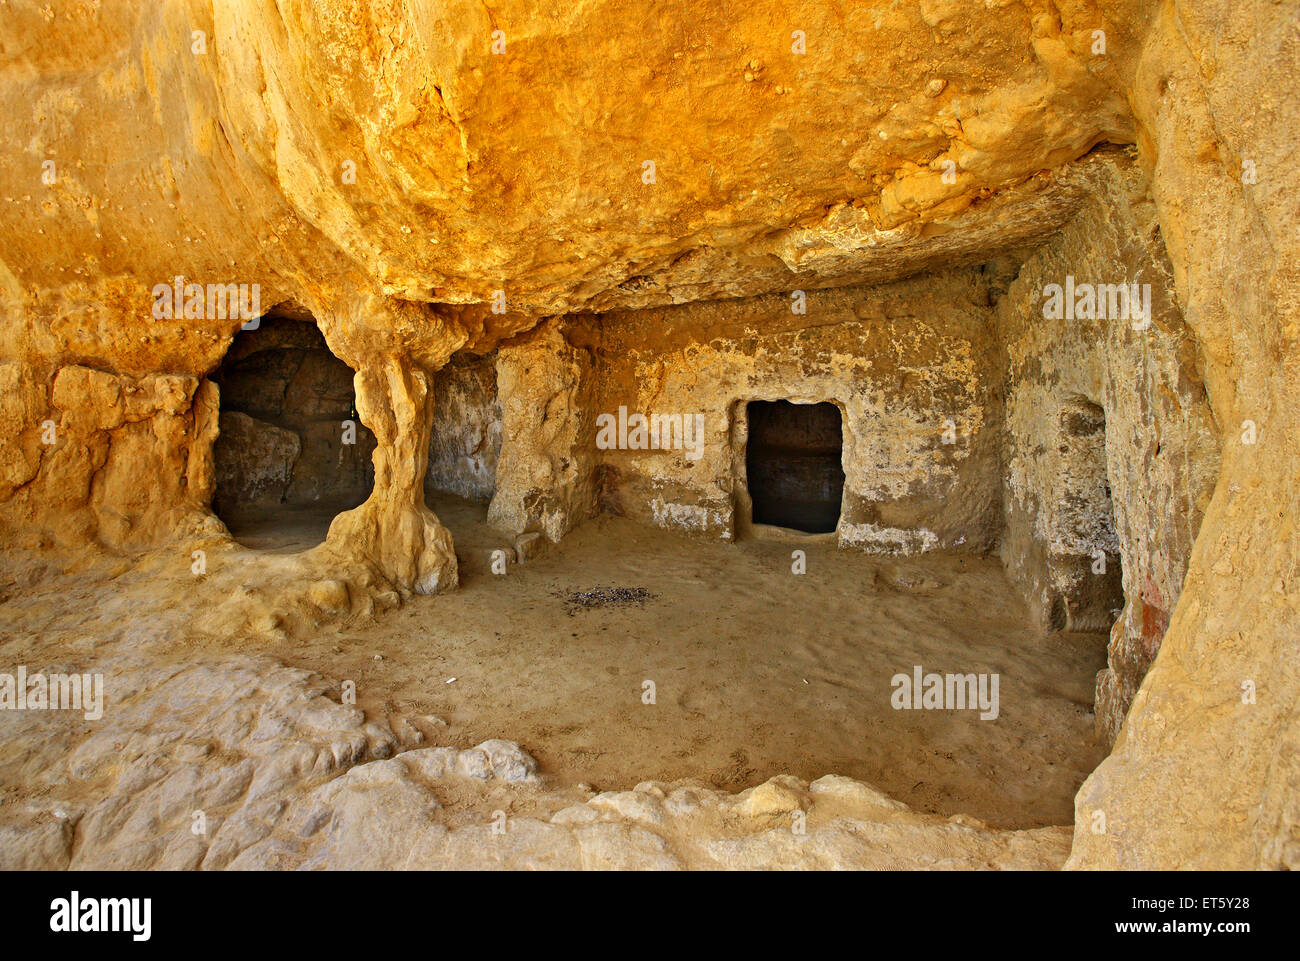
[[0, 1, 1146, 574], [0, 361, 218, 551], [212, 411, 301, 509], [584, 271, 1003, 550], [996, 156, 1221, 746], [212, 316, 376, 514], [0, 640, 1069, 870], [0, 0, 1137, 313], [425, 352, 500, 502], [488, 320, 599, 542], [0, 543, 1072, 870], [324, 355, 458, 594], [0, 0, 1296, 869], [1067, 0, 1300, 870]]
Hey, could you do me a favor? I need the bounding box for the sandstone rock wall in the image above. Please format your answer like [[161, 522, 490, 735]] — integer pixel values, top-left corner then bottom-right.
[[212, 411, 301, 510], [425, 352, 500, 502], [0, 0, 1296, 869], [0, 0, 1147, 587], [488, 320, 599, 542], [1067, 0, 1300, 870], [996, 156, 1221, 747], [582, 271, 1004, 551], [0, 360, 219, 551], [212, 316, 377, 516]]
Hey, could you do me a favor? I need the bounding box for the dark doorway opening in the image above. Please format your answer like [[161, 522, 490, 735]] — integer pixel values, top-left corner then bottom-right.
[[746, 400, 845, 533], [1050, 396, 1124, 633], [211, 314, 376, 552]]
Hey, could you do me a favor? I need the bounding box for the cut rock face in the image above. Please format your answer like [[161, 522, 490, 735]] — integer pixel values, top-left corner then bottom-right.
[[213, 412, 300, 511], [425, 352, 501, 502]]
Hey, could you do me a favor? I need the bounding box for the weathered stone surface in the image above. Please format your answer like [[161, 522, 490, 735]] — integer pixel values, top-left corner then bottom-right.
[[1066, 0, 1300, 871], [282, 418, 375, 506], [488, 320, 599, 542], [997, 156, 1220, 746], [306, 579, 350, 613], [584, 269, 1003, 549], [0, 363, 217, 550], [513, 531, 546, 562], [0, 651, 1070, 871], [0, 0, 1139, 326], [425, 352, 501, 501], [0, 565, 1073, 873], [325, 355, 459, 594], [213, 317, 376, 516], [213, 411, 300, 510]]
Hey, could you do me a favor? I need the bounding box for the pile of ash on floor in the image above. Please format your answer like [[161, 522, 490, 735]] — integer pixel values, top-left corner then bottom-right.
[[555, 586, 658, 615]]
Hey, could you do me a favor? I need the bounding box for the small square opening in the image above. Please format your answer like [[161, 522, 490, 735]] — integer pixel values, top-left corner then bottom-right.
[[745, 400, 845, 533]]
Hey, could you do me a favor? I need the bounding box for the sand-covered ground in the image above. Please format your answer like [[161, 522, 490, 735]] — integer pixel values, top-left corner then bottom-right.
[[0, 496, 1106, 868], [225, 494, 1106, 828]]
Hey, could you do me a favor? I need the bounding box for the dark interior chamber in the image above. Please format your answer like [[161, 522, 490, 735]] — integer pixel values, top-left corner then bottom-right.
[[210, 315, 376, 548], [746, 400, 845, 534]]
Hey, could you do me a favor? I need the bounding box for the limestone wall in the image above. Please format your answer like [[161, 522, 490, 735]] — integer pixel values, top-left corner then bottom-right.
[[487, 321, 600, 543], [582, 271, 1005, 552], [0, 0, 1296, 869], [425, 352, 500, 502], [0, 360, 219, 551], [1067, 0, 1300, 870], [997, 158, 1221, 745]]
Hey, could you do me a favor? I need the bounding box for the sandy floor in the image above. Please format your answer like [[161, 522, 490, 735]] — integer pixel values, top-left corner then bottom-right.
[[222, 501, 360, 554], [214, 494, 1109, 830]]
